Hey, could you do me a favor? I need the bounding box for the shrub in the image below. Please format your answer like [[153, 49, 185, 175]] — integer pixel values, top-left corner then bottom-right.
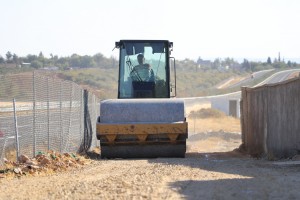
[[189, 108, 226, 118]]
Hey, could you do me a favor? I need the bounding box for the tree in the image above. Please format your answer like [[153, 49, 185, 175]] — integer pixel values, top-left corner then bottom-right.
[[267, 57, 272, 64], [81, 55, 95, 68], [110, 55, 117, 68], [287, 60, 292, 67], [6, 51, 12, 63], [242, 59, 251, 71], [12, 54, 19, 64], [38, 51, 44, 58], [25, 54, 38, 63], [196, 57, 202, 65], [0, 56, 4, 64], [93, 53, 104, 67], [38, 51, 45, 67], [221, 57, 238, 68], [30, 60, 43, 69], [56, 57, 69, 68], [273, 61, 286, 69], [212, 58, 221, 69], [70, 54, 81, 67]]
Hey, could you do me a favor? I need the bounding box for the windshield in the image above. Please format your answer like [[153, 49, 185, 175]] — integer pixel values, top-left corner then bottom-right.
[[118, 41, 169, 98]]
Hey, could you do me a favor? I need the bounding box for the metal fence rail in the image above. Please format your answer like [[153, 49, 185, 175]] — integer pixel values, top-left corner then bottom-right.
[[0, 71, 99, 164]]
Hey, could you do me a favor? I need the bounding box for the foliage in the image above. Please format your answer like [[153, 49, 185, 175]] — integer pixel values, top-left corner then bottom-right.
[[58, 68, 118, 99], [0, 56, 4, 64], [189, 108, 226, 118], [31, 60, 43, 69], [5, 51, 12, 63], [267, 57, 272, 64], [1, 51, 300, 99]]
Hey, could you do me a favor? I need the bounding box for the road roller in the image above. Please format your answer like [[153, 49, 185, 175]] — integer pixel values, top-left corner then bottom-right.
[[96, 40, 188, 158]]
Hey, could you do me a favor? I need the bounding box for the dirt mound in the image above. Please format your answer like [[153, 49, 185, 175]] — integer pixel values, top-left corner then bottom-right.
[[0, 151, 89, 179]]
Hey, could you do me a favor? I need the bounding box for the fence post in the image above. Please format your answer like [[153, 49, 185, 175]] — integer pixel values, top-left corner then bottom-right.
[[13, 98, 20, 161], [47, 78, 50, 150], [59, 81, 63, 153], [93, 94, 97, 147], [32, 71, 36, 157], [79, 89, 83, 142], [78, 89, 92, 154]]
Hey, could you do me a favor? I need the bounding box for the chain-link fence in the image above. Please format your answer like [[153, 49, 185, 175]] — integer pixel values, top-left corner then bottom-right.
[[0, 71, 99, 164]]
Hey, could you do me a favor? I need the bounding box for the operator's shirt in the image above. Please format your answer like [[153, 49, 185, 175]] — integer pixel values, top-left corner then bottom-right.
[[133, 64, 152, 81]]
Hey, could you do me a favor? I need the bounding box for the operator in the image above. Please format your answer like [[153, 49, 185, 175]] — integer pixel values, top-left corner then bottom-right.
[[130, 54, 155, 82]]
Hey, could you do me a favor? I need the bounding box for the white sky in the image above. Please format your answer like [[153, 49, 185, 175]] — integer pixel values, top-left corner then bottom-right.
[[1, 0, 300, 61]]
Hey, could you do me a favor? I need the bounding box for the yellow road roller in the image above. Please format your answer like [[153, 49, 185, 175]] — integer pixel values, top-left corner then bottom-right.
[[96, 40, 188, 158]]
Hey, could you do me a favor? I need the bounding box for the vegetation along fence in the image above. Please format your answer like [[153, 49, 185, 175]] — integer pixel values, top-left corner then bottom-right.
[[0, 71, 100, 164], [241, 77, 300, 159]]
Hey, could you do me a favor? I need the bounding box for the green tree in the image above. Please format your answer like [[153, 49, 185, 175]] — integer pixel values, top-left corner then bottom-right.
[[0, 55, 5, 64], [212, 58, 221, 69], [273, 62, 286, 68], [242, 59, 251, 71], [30, 60, 43, 69], [6, 51, 12, 63], [93, 53, 105, 67], [12, 54, 19, 64], [25, 54, 38, 63], [52, 55, 59, 65], [70, 54, 81, 67], [81, 55, 95, 68], [56, 57, 69, 68], [38, 51, 45, 67], [267, 57, 272, 64], [287, 60, 292, 67], [110, 55, 117, 68]]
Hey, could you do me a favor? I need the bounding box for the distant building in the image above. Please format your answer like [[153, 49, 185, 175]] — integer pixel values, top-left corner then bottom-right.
[[197, 57, 212, 67], [42, 66, 59, 70], [21, 62, 31, 67]]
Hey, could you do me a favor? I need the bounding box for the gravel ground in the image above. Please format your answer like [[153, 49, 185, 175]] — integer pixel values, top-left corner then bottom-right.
[[1, 132, 300, 200]]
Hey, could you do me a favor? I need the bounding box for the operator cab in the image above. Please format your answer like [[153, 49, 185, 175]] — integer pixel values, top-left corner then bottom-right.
[[115, 40, 174, 99]]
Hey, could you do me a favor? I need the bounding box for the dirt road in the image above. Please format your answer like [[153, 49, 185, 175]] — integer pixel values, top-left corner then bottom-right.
[[1, 132, 300, 199]]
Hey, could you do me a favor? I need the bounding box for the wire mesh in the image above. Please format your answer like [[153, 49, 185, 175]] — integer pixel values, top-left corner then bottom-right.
[[0, 71, 100, 164]]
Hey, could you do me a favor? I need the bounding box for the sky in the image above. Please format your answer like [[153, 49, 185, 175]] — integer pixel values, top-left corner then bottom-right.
[[1, 0, 300, 62]]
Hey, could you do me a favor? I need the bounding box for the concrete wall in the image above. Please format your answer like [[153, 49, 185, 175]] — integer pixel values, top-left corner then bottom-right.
[[211, 98, 240, 118]]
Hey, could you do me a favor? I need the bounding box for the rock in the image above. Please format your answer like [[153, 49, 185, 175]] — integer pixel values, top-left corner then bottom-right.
[[36, 154, 45, 161], [64, 153, 70, 157], [18, 155, 30, 163], [14, 167, 22, 174], [40, 157, 51, 165], [25, 160, 38, 166], [21, 167, 30, 173], [28, 165, 40, 169], [65, 160, 73, 167], [3, 157, 8, 163]]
